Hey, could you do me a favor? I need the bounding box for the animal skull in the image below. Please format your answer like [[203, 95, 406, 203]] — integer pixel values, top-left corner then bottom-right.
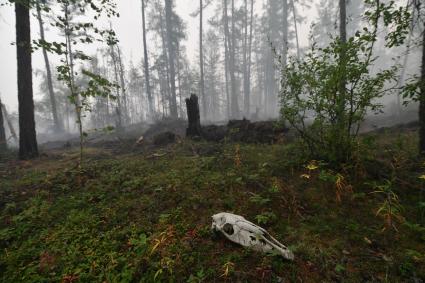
[[211, 212, 294, 260]]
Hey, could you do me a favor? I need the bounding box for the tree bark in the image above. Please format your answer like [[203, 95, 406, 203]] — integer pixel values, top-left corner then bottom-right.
[[291, 0, 300, 60], [36, 2, 62, 132], [419, 20, 425, 155], [200, 0, 206, 120], [243, 0, 249, 117], [109, 44, 123, 128], [165, 0, 178, 119], [339, 0, 347, 43], [247, 0, 254, 109], [141, 0, 154, 117], [282, 0, 288, 68], [229, 0, 239, 118], [1, 102, 18, 144], [223, 0, 231, 119], [186, 94, 202, 137], [117, 46, 129, 124], [0, 98, 6, 151], [16, 0, 38, 159]]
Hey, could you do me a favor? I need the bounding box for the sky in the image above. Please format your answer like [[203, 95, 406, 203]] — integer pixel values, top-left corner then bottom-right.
[[0, 0, 314, 112]]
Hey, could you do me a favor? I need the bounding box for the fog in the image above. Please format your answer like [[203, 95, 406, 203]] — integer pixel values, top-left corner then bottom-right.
[[0, 0, 421, 146]]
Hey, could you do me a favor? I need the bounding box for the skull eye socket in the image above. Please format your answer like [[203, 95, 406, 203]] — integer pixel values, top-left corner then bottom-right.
[[223, 223, 234, 235]]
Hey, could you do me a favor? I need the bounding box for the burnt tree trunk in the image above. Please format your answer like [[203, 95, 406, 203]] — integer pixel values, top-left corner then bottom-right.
[[0, 98, 6, 151], [186, 94, 202, 137], [419, 20, 425, 155], [199, 0, 206, 120], [16, 0, 39, 159]]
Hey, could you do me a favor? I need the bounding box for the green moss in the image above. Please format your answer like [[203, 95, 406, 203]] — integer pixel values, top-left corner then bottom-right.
[[0, 132, 424, 282]]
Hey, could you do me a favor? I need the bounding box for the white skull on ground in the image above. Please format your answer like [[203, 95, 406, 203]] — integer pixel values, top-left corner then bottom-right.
[[211, 212, 294, 260]]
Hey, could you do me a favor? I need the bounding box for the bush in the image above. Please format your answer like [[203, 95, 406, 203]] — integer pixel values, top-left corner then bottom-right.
[[279, 1, 410, 164]]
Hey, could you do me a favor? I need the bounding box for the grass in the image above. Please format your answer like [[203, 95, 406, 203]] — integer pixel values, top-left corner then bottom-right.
[[0, 129, 424, 282]]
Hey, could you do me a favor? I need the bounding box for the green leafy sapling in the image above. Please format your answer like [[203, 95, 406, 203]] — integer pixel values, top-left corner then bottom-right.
[[34, 0, 119, 167], [279, 0, 412, 164]]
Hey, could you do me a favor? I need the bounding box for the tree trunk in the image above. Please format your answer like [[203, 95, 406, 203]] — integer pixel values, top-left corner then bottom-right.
[[158, 6, 172, 114], [1, 103, 18, 144], [200, 0, 206, 120], [282, 0, 288, 68], [419, 20, 425, 155], [36, 2, 62, 132], [16, 0, 38, 160], [117, 46, 129, 125], [339, 0, 347, 43], [109, 44, 123, 128], [247, 0, 254, 108], [176, 43, 184, 117], [141, 0, 154, 117], [223, 0, 231, 119], [243, 0, 249, 117], [291, 0, 300, 60], [165, 0, 178, 119], [230, 0, 239, 118], [0, 98, 6, 151], [186, 94, 202, 137]]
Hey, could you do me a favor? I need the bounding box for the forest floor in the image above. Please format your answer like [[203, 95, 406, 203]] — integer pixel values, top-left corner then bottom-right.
[[0, 123, 424, 282]]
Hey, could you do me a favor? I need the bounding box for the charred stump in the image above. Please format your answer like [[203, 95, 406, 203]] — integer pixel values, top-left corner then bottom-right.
[[186, 94, 202, 137]]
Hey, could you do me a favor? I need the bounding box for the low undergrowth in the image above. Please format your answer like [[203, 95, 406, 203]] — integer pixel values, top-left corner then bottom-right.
[[0, 129, 424, 282]]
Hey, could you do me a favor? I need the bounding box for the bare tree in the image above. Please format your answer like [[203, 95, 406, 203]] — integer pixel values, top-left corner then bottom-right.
[[244, 0, 254, 117], [165, 0, 178, 118], [229, 0, 238, 118], [141, 0, 154, 117], [36, 1, 62, 132]]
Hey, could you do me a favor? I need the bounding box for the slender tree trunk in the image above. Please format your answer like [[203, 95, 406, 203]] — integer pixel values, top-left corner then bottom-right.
[[230, 0, 239, 118], [176, 44, 183, 117], [109, 44, 123, 129], [141, 0, 154, 117], [117, 46, 129, 125], [16, 0, 38, 159], [36, 2, 62, 132], [282, 0, 288, 68], [291, 0, 300, 60], [158, 6, 172, 112], [64, 4, 83, 164], [247, 0, 254, 102], [0, 98, 6, 151], [200, 0, 206, 120], [1, 103, 18, 144], [243, 0, 249, 117], [419, 20, 425, 155], [336, 0, 348, 161], [165, 0, 178, 119], [339, 0, 347, 101], [339, 0, 347, 43], [223, 0, 231, 119]]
